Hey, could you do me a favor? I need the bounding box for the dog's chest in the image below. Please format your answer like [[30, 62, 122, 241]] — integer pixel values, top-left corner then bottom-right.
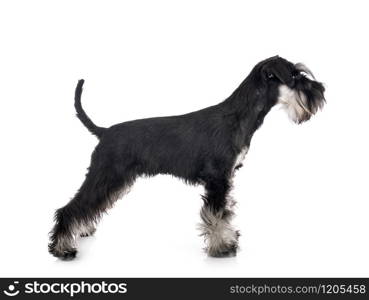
[[234, 146, 249, 169]]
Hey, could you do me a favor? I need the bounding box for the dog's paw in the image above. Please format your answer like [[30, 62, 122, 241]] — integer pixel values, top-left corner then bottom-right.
[[60, 249, 78, 260], [208, 243, 238, 258], [49, 245, 77, 260]]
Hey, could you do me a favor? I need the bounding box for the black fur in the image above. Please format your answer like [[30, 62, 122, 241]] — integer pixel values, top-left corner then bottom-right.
[[49, 56, 325, 259]]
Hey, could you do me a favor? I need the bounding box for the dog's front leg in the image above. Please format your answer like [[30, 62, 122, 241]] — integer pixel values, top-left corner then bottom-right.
[[199, 176, 239, 257]]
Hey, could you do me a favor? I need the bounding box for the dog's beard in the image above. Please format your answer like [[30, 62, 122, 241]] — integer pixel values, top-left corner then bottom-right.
[[278, 85, 311, 123], [278, 81, 325, 124]]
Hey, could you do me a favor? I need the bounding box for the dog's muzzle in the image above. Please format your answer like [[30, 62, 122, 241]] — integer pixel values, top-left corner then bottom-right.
[[278, 75, 325, 124]]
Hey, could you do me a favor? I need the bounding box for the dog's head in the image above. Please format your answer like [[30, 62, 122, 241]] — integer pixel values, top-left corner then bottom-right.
[[254, 56, 325, 123]]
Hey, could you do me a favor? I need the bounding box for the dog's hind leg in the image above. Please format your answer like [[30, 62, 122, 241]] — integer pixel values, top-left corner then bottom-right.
[[48, 164, 135, 260], [199, 176, 239, 257]]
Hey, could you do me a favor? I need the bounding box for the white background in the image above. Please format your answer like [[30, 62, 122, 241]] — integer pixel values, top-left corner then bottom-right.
[[0, 0, 368, 277]]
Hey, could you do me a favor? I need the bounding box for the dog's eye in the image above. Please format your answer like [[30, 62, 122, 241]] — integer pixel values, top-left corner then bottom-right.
[[292, 71, 302, 79], [267, 73, 274, 79]]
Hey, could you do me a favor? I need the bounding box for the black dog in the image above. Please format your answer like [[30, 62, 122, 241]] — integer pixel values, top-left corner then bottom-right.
[[49, 56, 325, 260]]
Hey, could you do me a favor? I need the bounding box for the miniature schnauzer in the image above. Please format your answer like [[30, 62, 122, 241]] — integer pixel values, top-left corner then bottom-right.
[[49, 56, 325, 260]]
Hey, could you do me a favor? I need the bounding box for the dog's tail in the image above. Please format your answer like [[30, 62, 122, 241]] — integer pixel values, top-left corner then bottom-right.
[[74, 79, 106, 138]]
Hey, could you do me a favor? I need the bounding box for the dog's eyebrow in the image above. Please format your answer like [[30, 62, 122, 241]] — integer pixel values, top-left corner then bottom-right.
[[295, 63, 316, 80]]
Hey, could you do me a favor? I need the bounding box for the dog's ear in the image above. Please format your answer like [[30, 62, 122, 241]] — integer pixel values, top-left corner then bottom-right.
[[262, 59, 294, 87]]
